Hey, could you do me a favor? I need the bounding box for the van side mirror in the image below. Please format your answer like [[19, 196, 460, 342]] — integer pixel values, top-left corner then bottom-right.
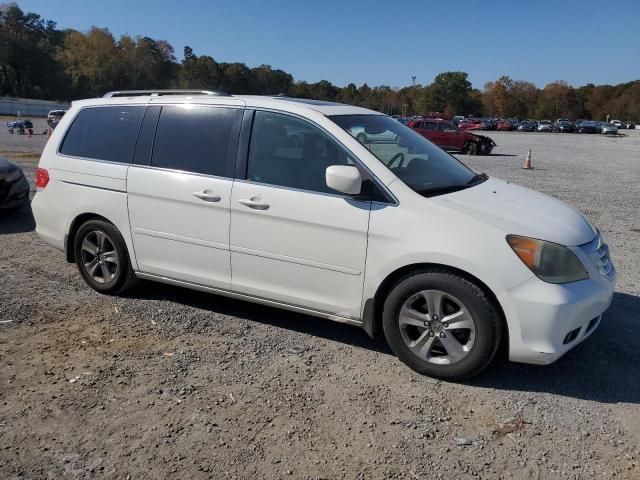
[[325, 165, 362, 195]]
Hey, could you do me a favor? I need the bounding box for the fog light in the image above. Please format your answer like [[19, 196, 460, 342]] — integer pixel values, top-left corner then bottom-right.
[[563, 328, 581, 345]]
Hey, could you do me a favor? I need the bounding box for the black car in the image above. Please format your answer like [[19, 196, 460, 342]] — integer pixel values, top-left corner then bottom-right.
[[480, 118, 498, 130], [553, 120, 575, 133], [0, 157, 30, 210], [578, 120, 600, 133]]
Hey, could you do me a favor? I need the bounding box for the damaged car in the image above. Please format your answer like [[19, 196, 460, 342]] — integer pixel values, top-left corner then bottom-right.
[[408, 119, 496, 155]]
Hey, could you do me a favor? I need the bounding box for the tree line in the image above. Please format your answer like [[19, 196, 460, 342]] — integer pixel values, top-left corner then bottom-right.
[[1, 3, 638, 121]]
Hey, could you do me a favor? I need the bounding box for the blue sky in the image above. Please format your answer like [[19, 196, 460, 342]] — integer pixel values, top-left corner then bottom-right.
[[16, 0, 640, 89]]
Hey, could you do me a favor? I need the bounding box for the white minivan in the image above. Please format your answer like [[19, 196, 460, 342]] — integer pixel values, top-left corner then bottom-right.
[[32, 90, 616, 379]]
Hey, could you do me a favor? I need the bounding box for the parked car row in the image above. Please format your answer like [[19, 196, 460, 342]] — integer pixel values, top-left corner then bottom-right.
[[388, 113, 634, 152], [575, 120, 629, 135], [397, 114, 636, 132], [458, 117, 635, 135]]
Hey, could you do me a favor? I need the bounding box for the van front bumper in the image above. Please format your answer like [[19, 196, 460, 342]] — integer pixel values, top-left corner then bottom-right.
[[499, 269, 616, 365]]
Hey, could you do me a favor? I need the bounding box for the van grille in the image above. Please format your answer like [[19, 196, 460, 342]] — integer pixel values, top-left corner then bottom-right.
[[583, 233, 614, 279]]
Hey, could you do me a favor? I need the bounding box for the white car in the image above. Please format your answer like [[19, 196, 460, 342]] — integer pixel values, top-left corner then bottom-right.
[[537, 120, 553, 132], [349, 125, 398, 144], [610, 120, 623, 129], [600, 123, 619, 135], [32, 90, 616, 380]]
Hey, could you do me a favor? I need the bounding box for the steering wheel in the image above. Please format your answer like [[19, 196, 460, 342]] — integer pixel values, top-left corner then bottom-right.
[[388, 152, 405, 169]]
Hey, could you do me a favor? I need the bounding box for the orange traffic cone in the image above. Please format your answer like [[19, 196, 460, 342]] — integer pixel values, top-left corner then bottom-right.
[[46, 128, 51, 140], [522, 149, 533, 169]]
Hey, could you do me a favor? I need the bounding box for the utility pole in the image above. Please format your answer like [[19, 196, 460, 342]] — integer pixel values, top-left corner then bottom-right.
[[411, 76, 416, 87]]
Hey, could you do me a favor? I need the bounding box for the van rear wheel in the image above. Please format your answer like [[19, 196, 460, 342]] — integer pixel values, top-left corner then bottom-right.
[[382, 270, 502, 380], [73, 219, 137, 295]]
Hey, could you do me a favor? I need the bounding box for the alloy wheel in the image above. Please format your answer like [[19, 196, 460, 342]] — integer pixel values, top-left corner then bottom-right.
[[80, 230, 119, 284], [398, 290, 476, 365]]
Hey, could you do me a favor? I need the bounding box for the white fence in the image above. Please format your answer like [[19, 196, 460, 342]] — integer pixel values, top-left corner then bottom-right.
[[0, 96, 70, 117]]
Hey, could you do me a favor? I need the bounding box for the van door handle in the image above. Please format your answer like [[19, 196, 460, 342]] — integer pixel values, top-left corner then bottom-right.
[[192, 190, 221, 202], [238, 197, 270, 210]]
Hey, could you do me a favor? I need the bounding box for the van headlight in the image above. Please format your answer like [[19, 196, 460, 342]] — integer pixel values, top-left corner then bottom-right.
[[506, 235, 589, 284]]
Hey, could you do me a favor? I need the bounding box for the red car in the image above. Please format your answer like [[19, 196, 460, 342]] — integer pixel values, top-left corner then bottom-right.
[[457, 119, 485, 131], [408, 119, 496, 155], [497, 120, 514, 131]]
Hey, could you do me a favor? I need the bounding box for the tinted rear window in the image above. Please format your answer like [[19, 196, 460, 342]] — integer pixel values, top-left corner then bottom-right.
[[151, 106, 236, 176], [60, 106, 145, 163]]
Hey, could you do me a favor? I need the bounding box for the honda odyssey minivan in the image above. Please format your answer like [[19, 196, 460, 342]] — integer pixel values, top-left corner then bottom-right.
[[32, 90, 616, 380]]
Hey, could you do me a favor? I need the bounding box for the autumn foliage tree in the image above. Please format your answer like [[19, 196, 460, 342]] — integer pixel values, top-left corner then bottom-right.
[[1, 3, 639, 122], [534, 81, 584, 120]]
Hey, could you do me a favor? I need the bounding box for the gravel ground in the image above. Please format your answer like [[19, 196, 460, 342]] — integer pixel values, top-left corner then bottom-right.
[[1, 128, 639, 479]]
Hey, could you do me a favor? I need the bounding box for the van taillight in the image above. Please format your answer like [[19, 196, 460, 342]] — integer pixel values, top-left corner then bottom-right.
[[35, 168, 49, 189]]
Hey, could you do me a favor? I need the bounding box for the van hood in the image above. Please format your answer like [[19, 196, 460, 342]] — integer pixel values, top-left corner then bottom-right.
[[434, 177, 596, 246]]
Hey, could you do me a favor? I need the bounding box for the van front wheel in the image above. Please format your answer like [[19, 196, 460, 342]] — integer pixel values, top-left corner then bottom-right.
[[73, 219, 137, 295], [382, 270, 502, 380]]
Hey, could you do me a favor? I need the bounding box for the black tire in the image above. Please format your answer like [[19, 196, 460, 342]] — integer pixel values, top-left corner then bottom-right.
[[382, 270, 502, 380], [356, 132, 367, 143], [73, 219, 138, 295], [478, 143, 493, 155], [464, 141, 478, 155]]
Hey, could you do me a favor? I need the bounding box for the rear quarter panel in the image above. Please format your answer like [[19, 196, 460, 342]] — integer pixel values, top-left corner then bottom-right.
[[33, 103, 138, 269]]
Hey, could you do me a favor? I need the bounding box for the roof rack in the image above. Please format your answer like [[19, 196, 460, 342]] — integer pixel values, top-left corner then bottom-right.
[[102, 89, 231, 98]]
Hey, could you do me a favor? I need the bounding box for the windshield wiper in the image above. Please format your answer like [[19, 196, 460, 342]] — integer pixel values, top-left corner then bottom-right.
[[417, 185, 470, 198], [465, 172, 489, 185], [418, 173, 488, 198]]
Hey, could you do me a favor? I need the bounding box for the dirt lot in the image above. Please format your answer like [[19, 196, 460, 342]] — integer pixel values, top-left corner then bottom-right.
[[1, 127, 639, 479]]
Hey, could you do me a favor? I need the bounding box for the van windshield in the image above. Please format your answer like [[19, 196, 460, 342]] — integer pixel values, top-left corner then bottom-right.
[[329, 114, 484, 197]]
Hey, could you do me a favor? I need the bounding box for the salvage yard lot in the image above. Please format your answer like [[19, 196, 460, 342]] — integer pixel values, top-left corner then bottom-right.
[[1, 129, 639, 479]]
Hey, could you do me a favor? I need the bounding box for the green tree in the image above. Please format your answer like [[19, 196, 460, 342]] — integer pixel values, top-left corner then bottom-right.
[[217, 62, 252, 93], [424, 71, 478, 115], [57, 27, 119, 97], [118, 35, 175, 89], [508, 81, 538, 118], [0, 4, 66, 98], [177, 47, 222, 90]]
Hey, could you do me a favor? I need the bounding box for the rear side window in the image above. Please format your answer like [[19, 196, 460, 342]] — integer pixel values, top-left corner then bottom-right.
[[60, 106, 145, 163], [151, 106, 236, 176], [423, 122, 438, 130]]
